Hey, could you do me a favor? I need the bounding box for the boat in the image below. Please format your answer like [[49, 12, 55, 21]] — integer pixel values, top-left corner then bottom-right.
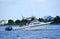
[[20, 18, 51, 30], [5, 26, 12, 31]]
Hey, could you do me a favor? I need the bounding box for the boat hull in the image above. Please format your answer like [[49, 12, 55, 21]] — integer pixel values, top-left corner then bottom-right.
[[23, 25, 48, 30]]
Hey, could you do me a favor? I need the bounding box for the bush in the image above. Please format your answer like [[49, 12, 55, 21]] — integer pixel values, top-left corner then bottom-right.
[[8, 19, 14, 25], [15, 20, 21, 25]]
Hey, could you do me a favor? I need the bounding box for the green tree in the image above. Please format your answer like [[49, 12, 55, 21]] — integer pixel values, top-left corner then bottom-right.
[[21, 19, 29, 25], [53, 16, 60, 23], [31, 17, 35, 21], [8, 19, 14, 25], [38, 18, 44, 22], [15, 20, 21, 25]]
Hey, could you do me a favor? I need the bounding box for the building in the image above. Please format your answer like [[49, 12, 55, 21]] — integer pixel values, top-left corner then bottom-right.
[[42, 16, 54, 21], [25, 16, 37, 20], [0, 20, 8, 25]]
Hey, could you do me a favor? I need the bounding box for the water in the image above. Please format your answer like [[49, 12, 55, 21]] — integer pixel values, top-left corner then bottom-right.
[[0, 25, 60, 39]]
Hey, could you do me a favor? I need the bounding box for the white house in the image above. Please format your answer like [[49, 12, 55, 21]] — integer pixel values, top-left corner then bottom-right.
[[0, 20, 8, 25]]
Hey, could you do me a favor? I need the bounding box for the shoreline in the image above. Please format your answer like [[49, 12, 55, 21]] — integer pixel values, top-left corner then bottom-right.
[[0, 25, 19, 26], [0, 24, 60, 26]]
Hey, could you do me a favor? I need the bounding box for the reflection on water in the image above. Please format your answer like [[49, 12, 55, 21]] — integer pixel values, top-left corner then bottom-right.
[[0, 25, 60, 39]]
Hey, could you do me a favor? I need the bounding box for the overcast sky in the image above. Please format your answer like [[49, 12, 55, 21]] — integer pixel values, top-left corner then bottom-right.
[[0, 0, 60, 20]]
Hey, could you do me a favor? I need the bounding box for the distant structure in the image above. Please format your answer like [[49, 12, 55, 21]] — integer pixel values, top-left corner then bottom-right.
[[42, 16, 54, 21], [0, 20, 8, 25], [25, 16, 37, 20]]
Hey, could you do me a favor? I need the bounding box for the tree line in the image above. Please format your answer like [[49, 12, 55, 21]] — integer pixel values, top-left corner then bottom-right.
[[7, 19, 29, 25], [51, 16, 60, 24], [5, 16, 60, 25]]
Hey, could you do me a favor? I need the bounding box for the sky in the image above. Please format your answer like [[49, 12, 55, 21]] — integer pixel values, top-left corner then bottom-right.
[[0, 0, 60, 20]]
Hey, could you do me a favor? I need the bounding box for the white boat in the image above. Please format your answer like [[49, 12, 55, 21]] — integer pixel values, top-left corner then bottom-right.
[[20, 19, 51, 30]]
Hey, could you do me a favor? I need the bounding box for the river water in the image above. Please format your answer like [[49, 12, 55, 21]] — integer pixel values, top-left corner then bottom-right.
[[0, 25, 60, 39]]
